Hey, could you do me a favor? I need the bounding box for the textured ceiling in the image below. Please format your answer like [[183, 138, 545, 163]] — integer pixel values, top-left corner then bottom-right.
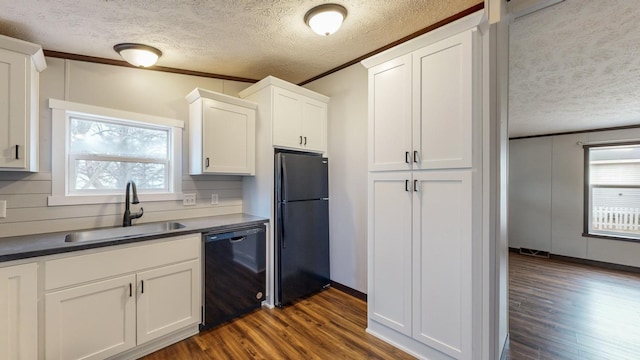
[[0, 0, 481, 84], [509, 0, 640, 137]]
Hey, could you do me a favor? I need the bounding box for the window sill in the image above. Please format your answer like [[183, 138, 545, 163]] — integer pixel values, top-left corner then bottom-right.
[[48, 193, 184, 206], [582, 232, 640, 243]]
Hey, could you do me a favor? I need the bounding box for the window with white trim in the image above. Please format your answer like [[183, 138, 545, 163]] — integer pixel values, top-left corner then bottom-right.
[[48, 99, 184, 206], [584, 142, 640, 241]]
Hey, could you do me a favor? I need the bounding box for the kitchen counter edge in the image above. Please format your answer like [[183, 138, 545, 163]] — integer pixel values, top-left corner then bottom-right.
[[0, 213, 269, 263]]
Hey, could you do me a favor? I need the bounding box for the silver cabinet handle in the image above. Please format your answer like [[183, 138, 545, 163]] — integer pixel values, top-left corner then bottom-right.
[[205, 157, 210, 168], [304, 136, 307, 145], [299, 136, 303, 145]]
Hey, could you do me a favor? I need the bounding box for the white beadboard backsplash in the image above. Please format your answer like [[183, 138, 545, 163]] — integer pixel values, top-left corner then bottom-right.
[[0, 173, 242, 238]]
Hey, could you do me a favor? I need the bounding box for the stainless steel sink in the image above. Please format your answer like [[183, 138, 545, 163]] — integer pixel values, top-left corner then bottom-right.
[[64, 222, 186, 243]]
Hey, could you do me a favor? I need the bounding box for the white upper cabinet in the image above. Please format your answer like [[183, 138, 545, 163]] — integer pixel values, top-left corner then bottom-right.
[[300, 96, 327, 152], [368, 54, 413, 171], [367, 29, 474, 172], [187, 88, 257, 175], [272, 87, 304, 149], [240, 76, 329, 154], [413, 30, 473, 170], [0, 35, 47, 172]]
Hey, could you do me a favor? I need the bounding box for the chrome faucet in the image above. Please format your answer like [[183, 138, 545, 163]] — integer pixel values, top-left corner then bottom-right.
[[123, 180, 144, 227]]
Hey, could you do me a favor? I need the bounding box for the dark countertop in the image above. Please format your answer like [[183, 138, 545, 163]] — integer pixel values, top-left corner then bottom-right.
[[0, 213, 269, 263]]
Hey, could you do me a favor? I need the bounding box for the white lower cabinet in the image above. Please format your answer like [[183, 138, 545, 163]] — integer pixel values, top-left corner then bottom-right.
[[45, 275, 137, 360], [368, 173, 413, 335], [44, 234, 201, 360], [0, 263, 38, 360], [136, 260, 200, 345], [411, 171, 472, 358], [368, 171, 473, 359]]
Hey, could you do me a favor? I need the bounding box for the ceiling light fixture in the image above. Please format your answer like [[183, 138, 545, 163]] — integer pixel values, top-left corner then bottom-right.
[[304, 4, 347, 36], [113, 43, 162, 67]]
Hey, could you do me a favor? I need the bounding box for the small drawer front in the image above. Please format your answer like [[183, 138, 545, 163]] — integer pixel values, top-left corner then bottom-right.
[[45, 234, 200, 291]]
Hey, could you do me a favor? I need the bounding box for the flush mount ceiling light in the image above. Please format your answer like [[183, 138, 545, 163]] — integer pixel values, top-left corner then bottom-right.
[[304, 4, 347, 36], [113, 43, 162, 67]]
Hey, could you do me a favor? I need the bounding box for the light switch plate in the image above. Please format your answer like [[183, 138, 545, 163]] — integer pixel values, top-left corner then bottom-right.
[[183, 193, 196, 206], [0, 200, 6, 218], [211, 194, 219, 205]]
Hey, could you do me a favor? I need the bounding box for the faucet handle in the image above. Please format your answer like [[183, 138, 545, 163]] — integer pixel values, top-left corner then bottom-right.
[[133, 207, 144, 220]]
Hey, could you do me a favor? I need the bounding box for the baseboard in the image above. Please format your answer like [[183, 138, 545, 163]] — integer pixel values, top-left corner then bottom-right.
[[330, 280, 367, 302], [509, 247, 640, 274], [110, 324, 199, 360], [499, 333, 510, 360], [550, 253, 640, 274]]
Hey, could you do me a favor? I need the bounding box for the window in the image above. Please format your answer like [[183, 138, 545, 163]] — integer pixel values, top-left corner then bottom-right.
[[49, 99, 184, 206], [584, 143, 640, 241]]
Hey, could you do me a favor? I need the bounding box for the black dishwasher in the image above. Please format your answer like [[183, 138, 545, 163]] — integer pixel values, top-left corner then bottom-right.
[[201, 225, 266, 331]]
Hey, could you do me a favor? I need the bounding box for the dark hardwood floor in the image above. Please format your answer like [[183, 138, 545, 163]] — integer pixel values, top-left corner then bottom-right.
[[142, 287, 416, 359], [504, 252, 640, 360], [144, 253, 640, 359]]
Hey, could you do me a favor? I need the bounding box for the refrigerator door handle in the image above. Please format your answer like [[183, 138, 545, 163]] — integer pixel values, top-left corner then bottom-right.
[[281, 155, 288, 201], [279, 204, 286, 249]]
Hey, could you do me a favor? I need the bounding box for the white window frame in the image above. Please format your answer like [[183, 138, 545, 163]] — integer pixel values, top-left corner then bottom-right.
[[584, 142, 640, 241], [48, 99, 184, 206]]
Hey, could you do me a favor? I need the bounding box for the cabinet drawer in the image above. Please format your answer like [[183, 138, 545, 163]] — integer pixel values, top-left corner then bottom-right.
[[45, 234, 200, 291]]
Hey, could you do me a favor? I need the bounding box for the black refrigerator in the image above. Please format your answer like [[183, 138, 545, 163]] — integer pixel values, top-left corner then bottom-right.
[[275, 150, 330, 307]]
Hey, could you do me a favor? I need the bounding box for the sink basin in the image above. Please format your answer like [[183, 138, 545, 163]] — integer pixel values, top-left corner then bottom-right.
[[65, 222, 186, 243]]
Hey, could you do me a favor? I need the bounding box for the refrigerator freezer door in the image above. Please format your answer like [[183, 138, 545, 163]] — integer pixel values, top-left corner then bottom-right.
[[277, 199, 330, 306], [277, 152, 328, 201]]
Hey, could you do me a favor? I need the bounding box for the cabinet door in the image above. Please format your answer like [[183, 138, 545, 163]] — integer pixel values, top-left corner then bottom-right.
[[368, 54, 413, 172], [45, 274, 136, 360], [368, 172, 413, 335], [272, 87, 303, 149], [0, 263, 37, 360], [136, 259, 201, 345], [0, 49, 28, 169], [202, 99, 256, 175], [413, 29, 474, 170], [301, 97, 327, 153], [412, 171, 472, 359]]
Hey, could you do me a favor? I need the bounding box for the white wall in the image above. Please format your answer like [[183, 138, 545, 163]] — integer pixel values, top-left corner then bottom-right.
[[509, 128, 640, 267], [0, 58, 252, 238], [508, 137, 552, 251], [303, 64, 368, 293]]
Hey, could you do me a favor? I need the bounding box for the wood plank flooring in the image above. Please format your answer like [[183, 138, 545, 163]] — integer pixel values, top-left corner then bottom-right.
[[144, 253, 640, 359], [142, 287, 416, 359], [504, 252, 640, 360]]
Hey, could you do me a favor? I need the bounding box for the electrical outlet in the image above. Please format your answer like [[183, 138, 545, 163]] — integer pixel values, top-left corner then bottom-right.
[[183, 193, 196, 206], [0, 200, 6, 218], [211, 194, 219, 205]]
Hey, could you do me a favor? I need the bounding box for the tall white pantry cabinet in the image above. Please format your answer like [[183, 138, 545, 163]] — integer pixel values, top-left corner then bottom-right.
[[363, 13, 486, 360]]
